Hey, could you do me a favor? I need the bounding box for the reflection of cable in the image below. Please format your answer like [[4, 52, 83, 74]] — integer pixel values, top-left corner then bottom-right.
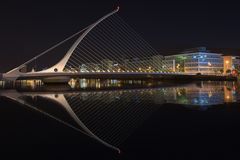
[[4, 95, 121, 153], [2, 87, 171, 154], [18, 88, 165, 153], [63, 98, 121, 153], [65, 88, 165, 147]]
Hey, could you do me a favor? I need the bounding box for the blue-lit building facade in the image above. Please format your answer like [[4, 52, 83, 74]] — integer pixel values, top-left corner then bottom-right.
[[165, 47, 224, 74]]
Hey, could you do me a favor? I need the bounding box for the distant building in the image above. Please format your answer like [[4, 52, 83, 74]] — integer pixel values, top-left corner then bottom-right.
[[165, 47, 223, 74], [101, 59, 114, 71], [163, 59, 176, 72], [122, 55, 166, 72], [151, 55, 164, 71], [223, 56, 240, 74]]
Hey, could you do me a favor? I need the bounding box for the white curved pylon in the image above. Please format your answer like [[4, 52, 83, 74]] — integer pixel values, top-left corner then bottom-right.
[[3, 7, 119, 80], [40, 7, 120, 73]]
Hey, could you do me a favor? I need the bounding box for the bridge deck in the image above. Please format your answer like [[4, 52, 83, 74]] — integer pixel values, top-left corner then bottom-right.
[[14, 72, 236, 82]]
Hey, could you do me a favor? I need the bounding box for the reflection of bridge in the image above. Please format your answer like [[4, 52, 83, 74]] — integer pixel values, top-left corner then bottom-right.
[[0, 81, 238, 152], [2, 7, 192, 83]]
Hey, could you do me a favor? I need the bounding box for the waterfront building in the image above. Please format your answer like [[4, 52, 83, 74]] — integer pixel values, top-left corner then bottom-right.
[[164, 47, 224, 74], [163, 59, 176, 72], [122, 55, 167, 72], [223, 56, 240, 74], [151, 55, 165, 71]]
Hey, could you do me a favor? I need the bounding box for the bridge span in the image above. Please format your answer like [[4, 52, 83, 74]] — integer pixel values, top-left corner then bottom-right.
[[1, 7, 236, 83], [14, 72, 193, 83]]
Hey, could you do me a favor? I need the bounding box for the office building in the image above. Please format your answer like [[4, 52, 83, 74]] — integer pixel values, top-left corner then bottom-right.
[[165, 47, 224, 74]]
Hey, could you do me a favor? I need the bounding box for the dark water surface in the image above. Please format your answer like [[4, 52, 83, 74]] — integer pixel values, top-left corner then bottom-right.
[[0, 80, 239, 159]]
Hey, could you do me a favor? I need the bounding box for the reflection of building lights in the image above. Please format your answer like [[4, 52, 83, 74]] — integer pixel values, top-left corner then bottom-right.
[[176, 63, 181, 70], [194, 99, 198, 104], [226, 95, 230, 99], [208, 91, 212, 98]]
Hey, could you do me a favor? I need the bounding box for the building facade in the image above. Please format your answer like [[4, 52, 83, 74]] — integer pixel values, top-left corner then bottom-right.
[[165, 47, 224, 74], [223, 56, 240, 74]]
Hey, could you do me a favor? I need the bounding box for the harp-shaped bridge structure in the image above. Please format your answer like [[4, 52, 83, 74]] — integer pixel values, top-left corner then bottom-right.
[[2, 7, 188, 83]]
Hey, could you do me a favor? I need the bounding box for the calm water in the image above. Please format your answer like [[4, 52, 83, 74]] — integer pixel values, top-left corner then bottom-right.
[[0, 80, 239, 159]]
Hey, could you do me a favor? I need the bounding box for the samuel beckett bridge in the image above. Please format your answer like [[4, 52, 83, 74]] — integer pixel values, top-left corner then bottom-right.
[[2, 7, 188, 83]]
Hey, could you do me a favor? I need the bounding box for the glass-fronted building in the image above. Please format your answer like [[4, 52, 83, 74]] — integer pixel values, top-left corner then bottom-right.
[[165, 47, 224, 74]]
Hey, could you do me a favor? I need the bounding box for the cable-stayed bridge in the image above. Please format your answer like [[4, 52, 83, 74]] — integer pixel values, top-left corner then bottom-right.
[[2, 7, 189, 83]]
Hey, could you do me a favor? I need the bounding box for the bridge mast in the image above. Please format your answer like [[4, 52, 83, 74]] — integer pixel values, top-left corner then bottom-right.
[[3, 7, 120, 80], [40, 7, 120, 73]]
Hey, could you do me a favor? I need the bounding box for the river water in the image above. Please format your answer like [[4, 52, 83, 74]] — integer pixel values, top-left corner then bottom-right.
[[0, 79, 239, 159]]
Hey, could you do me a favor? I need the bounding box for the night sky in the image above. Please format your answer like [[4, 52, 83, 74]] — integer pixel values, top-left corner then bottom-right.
[[0, 0, 240, 72]]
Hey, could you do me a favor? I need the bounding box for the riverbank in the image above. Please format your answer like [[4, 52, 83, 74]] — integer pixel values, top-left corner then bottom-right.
[[0, 73, 237, 84]]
